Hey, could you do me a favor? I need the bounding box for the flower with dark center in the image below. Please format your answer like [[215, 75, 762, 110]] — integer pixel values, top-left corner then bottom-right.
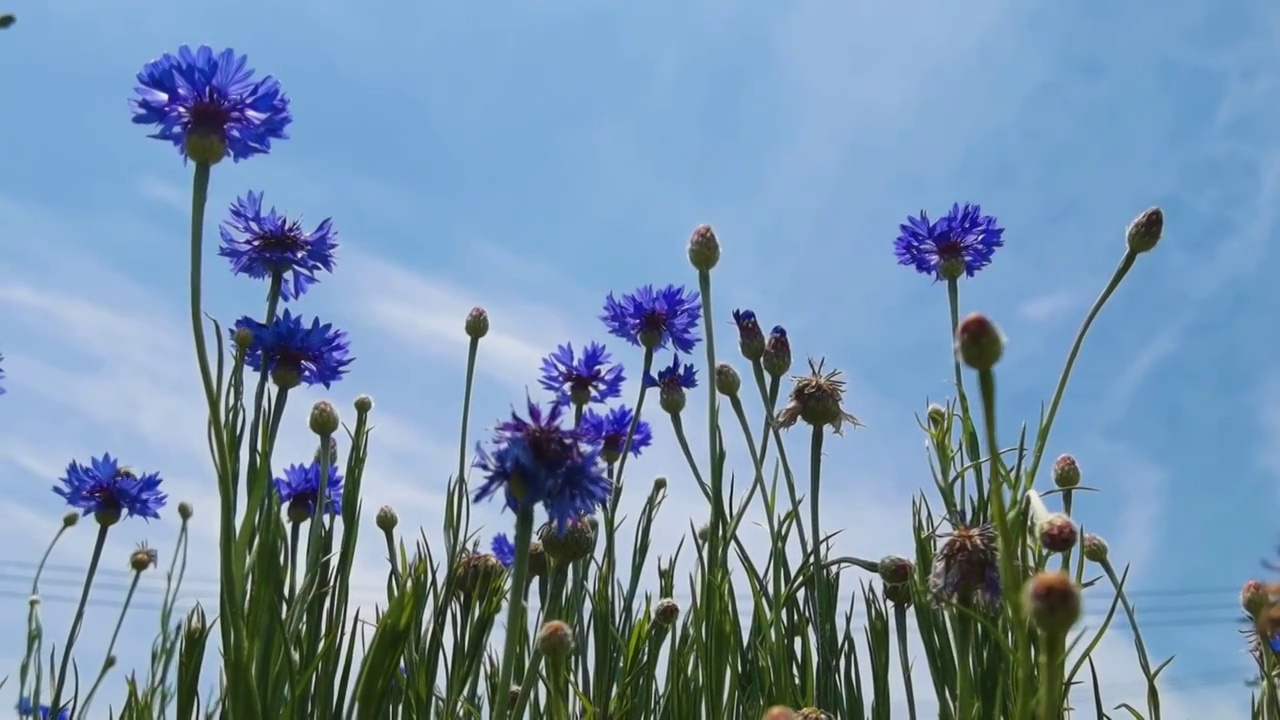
[[130, 45, 292, 164], [928, 520, 1001, 609], [579, 405, 652, 465], [54, 454, 167, 526], [232, 310, 352, 389], [644, 355, 698, 415], [894, 202, 1004, 281], [274, 461, 345, 522], [731, 309, 765, 361], [218, 191, 337, 302], [538, 342, 625, 408], [601, 284, 702, 352], [491, 533, 516, 568], [473, 398, 612, 532], [775, 358, 863, 435]]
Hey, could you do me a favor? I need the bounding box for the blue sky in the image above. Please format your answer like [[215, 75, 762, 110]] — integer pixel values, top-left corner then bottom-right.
[[0, 0, 1276, 716]]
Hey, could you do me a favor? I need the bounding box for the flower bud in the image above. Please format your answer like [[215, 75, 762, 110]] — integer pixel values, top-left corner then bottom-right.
[[883, 580, 912, 607], [652, 476, 668, 493], [1242, 580, 1269, 617], [508, 686, 521, 706], [310, 401, 340, 436], [62, 511, 79, 528], [1082, 533, 1109, 563], [955, 313, 1003, 371], [105, 654, 117, 670], [687, 224, 721, 271], [527, 541, 548, 579], [926, 403, 947, 432], [1024, 571, 1082, 636], [465, 307, 489, 339], [354, 394, 374, 413], [715, 362, 741, 396], [659, 384, 687, 415], [185, 604, 207, 642], [233, 326, 255, 350], [653, 598, 680, 627], [130, 543, 158, 572], [539, 517, 595, 563], [762, 326, 792, 378], [1052, 454, 1080, 489], [1036, 514, 1078, 554], [763, 707, 796, 720], [877, 555, 913, 585], [732, 309, 765, 361], [536, 619, 575, 660], [0, 14, 15, 29], [454, 552, 506, 597], [376, 505, 398, 532], [178, 501, 194, 521], [1126, 207, 1163, 255]]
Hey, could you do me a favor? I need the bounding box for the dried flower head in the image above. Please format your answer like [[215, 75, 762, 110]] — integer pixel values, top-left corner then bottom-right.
[[775, 358, 863, 435], [455, 551, 506, 598], [130, 542, 158, 572], [795, 708, 834, 720], [929, 520, 1001, 609]]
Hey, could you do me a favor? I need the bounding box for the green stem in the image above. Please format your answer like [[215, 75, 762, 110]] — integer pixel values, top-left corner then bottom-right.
[[457, 336, 480, 487], [50, 523, 110, 712], [1038, 630, 1067, 720], [289, 521, 301, 603], [19, 523, 71, 703], [79, 569, 142, 715], [492, 507, 535, 720], [546, 656, 571, 720], [1102, 559, 1161, 720], [187, 161, 226, 477], [953, 617, 973, 719], [809, 425, 830, 707], [1026, 252, 1136, 485], [947, 279, 986, 514], [894, 603, 919, 720]]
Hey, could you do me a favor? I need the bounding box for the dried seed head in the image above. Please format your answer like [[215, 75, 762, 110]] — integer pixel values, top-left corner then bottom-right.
[[687, 224, 721, 272], [130, 543, 158, 573], [795, 708, 834, 720], [454, 552, 506, 598], [929, 521, 1001, 610], [1082, 533, 1109, 563], [1126, 207, 1163, 255], [1052, 454, 1081, 489], [1024, 571, 1082, 636], [653, 598, 681, 627], [465, 306, 490, 339], [955, 312, 1004, 371], [1037, 514, 1078, 554], [539, 516, 595, 564], [775, 358, 863, 435], [536, 620, 575, 660]]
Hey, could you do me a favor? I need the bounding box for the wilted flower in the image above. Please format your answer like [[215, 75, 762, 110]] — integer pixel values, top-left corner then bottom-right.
[[539, 342, 626, 408], [54, 454, 167, 525], [775, 358, 862, 435], [491, 533, 516, 568], [579, 405, 652, 465], [130, 45, 291, 164], [274, 462, 344, 521], [645, 355, 698, 415], [473, 398, 612, 532], [232, 310, 353, 389], [929, 521, 1000, 609], [762, 326, 791, 378], [601, 284, 701, 352], [894, 202, 1004, 281], [217, 191, 337, 302]]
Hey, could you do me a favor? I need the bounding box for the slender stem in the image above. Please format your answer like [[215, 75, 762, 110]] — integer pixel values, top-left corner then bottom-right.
[[1026, 253, 1136, 484], [457, 336, 481, 486], [51, 523, 110, 711], [696, 269, 720, 534], [613, 348, 655, 488], [669, 413, 708, 496], [187, 161, 227, 477], [947, 279, 986, 511], [1102, 559, 1161, 720], [953, 617, 973, 719], [19, 523, 71, 702], [79, 570, 143, 715], [289, 521, 301, 602], [809, 425, 830, 707], [546, 656, 571, 720], [894, 603, 919, 720], [1038, 630, 1067, 720], [492, 507, 535, 720]]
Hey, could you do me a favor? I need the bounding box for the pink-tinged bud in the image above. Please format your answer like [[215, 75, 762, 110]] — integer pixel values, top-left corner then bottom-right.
[[465, 306, 489, 339], [1082, 533, 1108, 563], [762, 707, 796, 720], [877, 555, 913, 585], [1243, 580, 1269, 617], [1024, 571, 1082, 636], [763, 326, 791, 377], [1052, 454, 1081, 489], [687, 224, 720, 272], [536, 620, 575, 660], [1037, 514, 1078, 554], [1126, 207, 1163, 255], [795, 709, 834, 720], [955, 313, 1004, 371]]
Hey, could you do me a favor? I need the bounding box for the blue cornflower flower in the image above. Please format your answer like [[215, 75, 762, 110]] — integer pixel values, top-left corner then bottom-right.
[[894, 202, 1005, 281], [232, 310, 353, 389], [1270, 633, 1280, 654], [539, 342, 625, 408], [731, 309, 765, 361], [53, 454, 167, 526], [580, 405, 652, 465], [643, 355, 698, 392], [130, 45, 291, 164], [601, 284, 702, 353], [17, 698, 69, 720], [491, 533, 516, 568], [218, 191, 337, 302], [473, 398, 612, 532], [274, 461, 345, 521]]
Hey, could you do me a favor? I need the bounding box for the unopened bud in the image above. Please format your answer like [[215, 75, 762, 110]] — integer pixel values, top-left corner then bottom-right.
[[104, 654, 117, 670], [0, 14, 15, 29], [1126, 207, 1163, 255], [527, 541, 548, 578], [687, 224, 720, 272], [659, 384, 687, 415], [310, 401, 340, 436], [877, 556, 913, 585], [233, 326, 255, 350], [732, 309, 765, 361], [354, 394, 374, 413], [185, 605, 207, 640], [763, 707, 796, 720], [465, 307, 489, 339], [1052, 454, 1080, 489], [539, 517, 595, 563], [130, 543, 158, 572], [1082, 533, 1109, 563], [763, 326, 792, 377], [1036, 514, 1078, 554], [376, 505, 398, 532], [715, 363, 741, 396], [536, 620, 575, 660], [1024, 571, 1082, 636], [178, 501, 193, 521], [652, 476, 667, 493], [508, 686, 521, 706], [956, 313, 1004, 371], [926, 404, 947, 432], [62, 511, 79, 528], [653, 598, 680, 626]]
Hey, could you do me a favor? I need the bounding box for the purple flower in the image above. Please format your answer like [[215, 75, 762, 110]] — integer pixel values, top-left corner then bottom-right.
[[538, 342, 625, 408], [54, 454, 167, 525], [232, 310, 352, 389], [218, 191, 338, 302], [894, 203, 1005, 281], [274, 462, 345, 519], [491, 533, 516, 568], [580, 405, 652, 465], [643, 356, 698, 392], [601, 284, 701, 352]]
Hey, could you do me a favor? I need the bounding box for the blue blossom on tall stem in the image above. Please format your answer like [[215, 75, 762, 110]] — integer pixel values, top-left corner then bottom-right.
[[130, 45, 291, 164], [601, 284, 702, 352], [473, 398, 612, 532], [274, 462, 345, 521], [17, 698, 69, 720], [492, 533, 516, 568], [731, 309, 765, 361], [232, 310, 353, 389], [894, 202, 1005, 281], [218, 191, 337, 301], [538, 342, 625, 408], [53, 454, 167, 525], [580, 405, 652, 465], [643, 355, 698, 392]]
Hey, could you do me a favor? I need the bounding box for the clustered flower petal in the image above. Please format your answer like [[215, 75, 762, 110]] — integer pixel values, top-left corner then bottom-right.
[[274, 462, 345, 519], [473, 398, 612, 532], [218, 191, 338, 301], [894, 202, 1004, 281], [232, 310, 353, 389], [580, 405, 652, 465], [601, 284, 702, 353], [491, 533, 516, 568], [130, 45, 291, 163], [538, 342, 626, 408], [53, 454, 167, 523]]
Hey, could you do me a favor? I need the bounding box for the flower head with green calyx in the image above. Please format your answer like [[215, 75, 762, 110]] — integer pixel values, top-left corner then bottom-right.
[[731, 309, 765, 361], [472, 397, 612, 534], [1026, 489, 1077, 553], [54, 454, 167, 527], [454, 551, 506, 598], [130, 45, 291, 165], [894, 202, 1004, 281], [775, 358, 863, 435], [762, 325, 791, 378], [465, 306, 489, 339], [579, 405, 652, 465], [538, 516, 596, 564], [217, 191, 337, 302], [274, 461, 344, 523], [644, 355, 698, 415], [600, 284, 702, 352], [538, 342, 626, 408], [375, 505, 398, 532], [714, 362, 741, 396], [1082, 533, 1109, 564], [928, 518, 1001, 610], [130, 542, 159, 573], [231, 310, 353, 390], [687, 224, 720, 272]]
